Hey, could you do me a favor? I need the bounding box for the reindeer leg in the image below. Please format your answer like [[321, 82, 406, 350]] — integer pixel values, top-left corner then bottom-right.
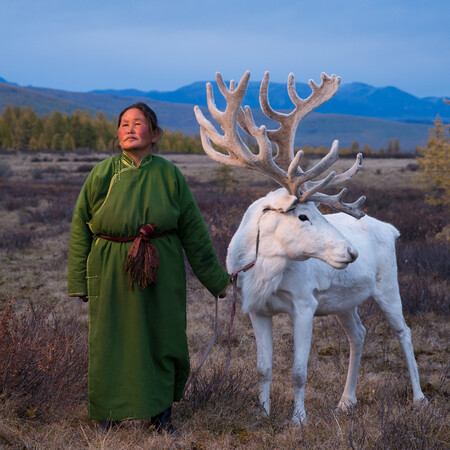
[[291, 302, 316, 424], [335, 308, 366, 411], [373, 279, 425, 403], [250, 311, 273, 417]]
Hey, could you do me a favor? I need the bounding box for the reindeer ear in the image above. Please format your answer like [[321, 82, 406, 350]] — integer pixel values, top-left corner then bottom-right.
[[263, 189, 298, 213]]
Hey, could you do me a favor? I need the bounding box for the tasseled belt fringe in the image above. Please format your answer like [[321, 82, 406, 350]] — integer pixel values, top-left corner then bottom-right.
[[97, 224, 167, 290]]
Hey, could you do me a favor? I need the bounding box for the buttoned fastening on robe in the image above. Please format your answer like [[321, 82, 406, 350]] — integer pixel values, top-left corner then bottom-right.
[[68, 153, 229, 420]]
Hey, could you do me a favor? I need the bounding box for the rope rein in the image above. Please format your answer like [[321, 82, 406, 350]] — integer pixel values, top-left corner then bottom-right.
[[181, 262, 255, 401], [181, 210, 269, 400]]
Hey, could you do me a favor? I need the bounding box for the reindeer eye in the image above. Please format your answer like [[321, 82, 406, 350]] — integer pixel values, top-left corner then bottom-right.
[[298, 214, 309, 222]]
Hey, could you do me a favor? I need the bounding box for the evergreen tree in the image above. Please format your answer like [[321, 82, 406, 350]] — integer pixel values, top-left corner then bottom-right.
[[29, 136, 39, 151], [70, 110, 83, 148], [95, 137, 106, 151], [32, 117, 44, 142], [15, 108, 35, 149], [2, 104, 17, 127], [1, 105, 17, 149], [37, 132, 49, 150], [0, 117, 13, 149], [350, 141, 360, 153], [393, 137, 401, 154], [47, 111, 66, 137], [62, 132, 76, 151], [362, 144, 372, 154], [415, 116, 450, 208], [79, 112, 98, 149], [386, 139, 393, 155], [51, 133, 63, 150], [214, 165, 237, 193]]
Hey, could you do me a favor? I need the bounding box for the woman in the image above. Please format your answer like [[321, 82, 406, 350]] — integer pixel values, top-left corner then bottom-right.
[[68, 102, 229, 432]]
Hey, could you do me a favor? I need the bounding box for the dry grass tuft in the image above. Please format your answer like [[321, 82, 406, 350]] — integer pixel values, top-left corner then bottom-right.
[[179, 364, 263, 434]]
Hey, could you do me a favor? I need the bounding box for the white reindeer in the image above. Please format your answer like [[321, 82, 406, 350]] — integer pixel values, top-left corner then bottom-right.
[[194, 71, 425, 424]]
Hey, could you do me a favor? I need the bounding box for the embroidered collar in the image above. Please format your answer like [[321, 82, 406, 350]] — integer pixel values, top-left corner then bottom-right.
[[122, 151, 153, 168]]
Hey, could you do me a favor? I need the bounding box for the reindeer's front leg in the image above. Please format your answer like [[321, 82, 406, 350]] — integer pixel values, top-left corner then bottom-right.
[[250, 311, 273, 417], [291, 299, 317, 424]]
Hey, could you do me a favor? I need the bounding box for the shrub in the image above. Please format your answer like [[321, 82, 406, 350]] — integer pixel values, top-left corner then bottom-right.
[[399, 273, 449, 315], [0, 299, 88, 421], [0, 230, 32, 250], [179, 364, 261, 433], [20, 201, 74, 225], [397, 240, 449, 279], [76, 164, 94, 173], [0, 163, 13, 179]]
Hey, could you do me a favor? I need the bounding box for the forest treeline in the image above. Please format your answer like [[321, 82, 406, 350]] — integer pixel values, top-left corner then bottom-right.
[[0, 105, 205, 153], [0, 104, 412, 156]]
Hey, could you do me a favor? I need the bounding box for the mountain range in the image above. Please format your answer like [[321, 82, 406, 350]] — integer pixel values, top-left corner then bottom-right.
[[1, 77, 448, 151], [92, 80, 449, 123]]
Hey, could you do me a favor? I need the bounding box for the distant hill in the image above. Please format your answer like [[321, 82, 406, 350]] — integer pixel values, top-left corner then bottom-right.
[[0, 77, 18, 86], [92, 79, 449, 123], [0, 78, 443, 151], [0, 82, 96, 116]]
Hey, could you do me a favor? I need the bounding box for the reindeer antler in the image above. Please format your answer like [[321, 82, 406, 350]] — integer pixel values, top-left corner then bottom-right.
[[194, 71, 366, 219]]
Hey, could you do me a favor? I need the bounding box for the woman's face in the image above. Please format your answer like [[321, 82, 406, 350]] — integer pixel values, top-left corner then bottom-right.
[[118, 108, 158, 152]]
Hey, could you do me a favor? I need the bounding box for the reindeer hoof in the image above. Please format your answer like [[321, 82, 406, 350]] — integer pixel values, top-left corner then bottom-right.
[[291, 411, 307, 426], [414, 396, 429, 407], [336, 399, 357, 414]]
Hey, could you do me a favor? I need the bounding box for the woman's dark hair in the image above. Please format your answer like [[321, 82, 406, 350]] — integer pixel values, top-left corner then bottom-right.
[[116, 102, 164, 151]]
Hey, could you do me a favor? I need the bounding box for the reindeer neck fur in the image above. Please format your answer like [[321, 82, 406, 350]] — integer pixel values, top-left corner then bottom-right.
[[227, 190, 296, 313]]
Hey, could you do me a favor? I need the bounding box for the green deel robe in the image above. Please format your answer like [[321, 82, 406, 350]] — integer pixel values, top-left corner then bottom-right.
[[68, 152, 229, 421]]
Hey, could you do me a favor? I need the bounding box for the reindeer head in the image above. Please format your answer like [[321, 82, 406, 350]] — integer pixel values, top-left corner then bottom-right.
[[194, 71, 366, 218], [240, 188, 358, 270]]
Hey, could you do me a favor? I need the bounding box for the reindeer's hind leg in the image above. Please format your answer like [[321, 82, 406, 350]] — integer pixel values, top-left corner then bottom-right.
[[250, 312, 273, 417], [373, 272, 425, 403], [335, 307, 366, 411]]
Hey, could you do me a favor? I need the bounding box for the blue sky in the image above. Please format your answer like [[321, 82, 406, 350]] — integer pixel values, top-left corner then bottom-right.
[[1, 0, 449, 97]]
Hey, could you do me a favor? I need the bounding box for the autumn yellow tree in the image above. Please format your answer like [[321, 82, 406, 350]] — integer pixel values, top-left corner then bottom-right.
[[415, 112, 450, 209]]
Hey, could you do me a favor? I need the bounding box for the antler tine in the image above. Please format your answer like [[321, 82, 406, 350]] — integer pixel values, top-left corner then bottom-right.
[[304, 73, 341, 113], [296, 145, 365, 216], [196, 125, 231, 166], [261, 72, 341, 174], [300, 140, 340, 183], [215, 71, 248, 103], [277, 139, 341, 197], [309, 189, 366, 219], [237, 105, 251, 134], [298, 171, 337, 202], [260, 71, 289, 122], [242, 106, 273, 161], [286, 72, 302, 109], [194, 71, 270, 171], [321, 153, 363, 189], [304, 153, 364, 192], [204, 82, 222, 124]]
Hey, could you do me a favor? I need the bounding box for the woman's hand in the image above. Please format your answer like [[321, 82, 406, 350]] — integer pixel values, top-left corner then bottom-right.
[[79, 296, 88, 303]]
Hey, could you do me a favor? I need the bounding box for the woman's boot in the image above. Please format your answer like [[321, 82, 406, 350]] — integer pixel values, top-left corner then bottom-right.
[[150, 406, 175, 434], [98, 420, 120, 431]]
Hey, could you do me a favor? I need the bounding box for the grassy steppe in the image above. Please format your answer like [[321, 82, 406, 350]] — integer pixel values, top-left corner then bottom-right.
[[0, 150, 448, 449]]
